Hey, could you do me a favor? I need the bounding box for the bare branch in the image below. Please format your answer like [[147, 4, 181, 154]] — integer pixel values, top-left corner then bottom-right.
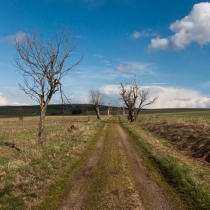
[[138, 89, 158, 109], [14, 28, 82, 144], [88, 89, 105, 120], [119, 75, 158, 122]]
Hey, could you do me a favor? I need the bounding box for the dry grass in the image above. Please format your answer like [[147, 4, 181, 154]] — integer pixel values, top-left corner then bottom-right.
[[0, 115, 109, 210], [139, 113, 210, 163], [119, 112, 210, 209]]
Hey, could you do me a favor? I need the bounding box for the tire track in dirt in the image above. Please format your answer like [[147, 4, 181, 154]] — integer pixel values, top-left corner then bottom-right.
[[58, 124, 107, 210], [58, 118, 181, 210], [118, 124, 177, 210], [83, 120, 145, 210]]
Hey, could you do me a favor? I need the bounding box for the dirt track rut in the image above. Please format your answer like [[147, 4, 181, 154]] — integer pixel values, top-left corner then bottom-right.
[[58, 118, 178, 210]]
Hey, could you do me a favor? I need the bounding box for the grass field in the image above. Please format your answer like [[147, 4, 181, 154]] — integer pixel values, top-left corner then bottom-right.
[[0, 115, 108, 210], [1, 111, 210, 209], [119, 110, 210, 209]]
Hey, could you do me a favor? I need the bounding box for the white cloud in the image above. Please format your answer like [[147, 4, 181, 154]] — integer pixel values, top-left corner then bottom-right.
[[151, 83, 166, 85], [116, 61, 156, 75], [0, 93, 9, 105], [130, 30, 157, 39], [148, 37, 169, 51], [148, 2, 210, 51], [0, 32, 27, 44], [11, 102, 29, 106], [131, 31, 141, 39], [146, 86, 210, 108], [99, 85, 210, 108], [116, 64, 135, 72], [0, 93, 28, 106]]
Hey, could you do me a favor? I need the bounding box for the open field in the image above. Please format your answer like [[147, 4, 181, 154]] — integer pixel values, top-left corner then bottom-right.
[[0, 115, 109, 209], [120, 110, 210, 209], [1, 111, 210, 209], [139, 110, 210, 163]]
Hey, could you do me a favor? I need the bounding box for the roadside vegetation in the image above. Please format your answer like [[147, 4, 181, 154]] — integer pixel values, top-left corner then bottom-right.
[[119, 111, 210, 210], [0, 115, 108, 210]]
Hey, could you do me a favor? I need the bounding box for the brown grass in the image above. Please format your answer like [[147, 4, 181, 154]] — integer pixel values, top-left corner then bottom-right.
[[0, 115, 109, 210]]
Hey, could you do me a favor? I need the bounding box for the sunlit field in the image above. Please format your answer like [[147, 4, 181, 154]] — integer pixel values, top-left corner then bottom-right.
[[0, 115, 107, 209], [119, 111, 210, 209]]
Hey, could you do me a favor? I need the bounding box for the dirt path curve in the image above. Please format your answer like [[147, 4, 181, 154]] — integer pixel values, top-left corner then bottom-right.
[[58, 118, 178, 210]]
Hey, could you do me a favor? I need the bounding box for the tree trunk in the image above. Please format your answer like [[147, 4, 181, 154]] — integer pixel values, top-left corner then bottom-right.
[[123, 107, 125, 115], [38, 106, 46, 144], [135, 108, 141, 120], [137, 108, 141, 116], [129, 108, 135, 122], [94, 106, 101, 120], [107, 107, 110, 116]]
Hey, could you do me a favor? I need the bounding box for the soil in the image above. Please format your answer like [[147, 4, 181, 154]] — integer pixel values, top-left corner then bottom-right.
[[141, 120, 210, 163], [58, 118, 180, 210], [58, 125, 107, 210]]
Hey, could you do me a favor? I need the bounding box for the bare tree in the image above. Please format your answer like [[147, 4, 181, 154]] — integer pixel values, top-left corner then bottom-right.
[[119, 76, 158, 122], [136, 89, 158, 118], [119, 77, 138, 122], [14, 28, 82, 144], [107, 101, 112, 116], [89, 89, 105, 120]]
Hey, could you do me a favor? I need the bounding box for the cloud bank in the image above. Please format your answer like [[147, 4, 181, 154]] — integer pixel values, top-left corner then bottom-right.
[[99, 85, 210, 108], [148, 2, 210, 51], [0, 93, 9, 105], [0, 93, 28, 106]]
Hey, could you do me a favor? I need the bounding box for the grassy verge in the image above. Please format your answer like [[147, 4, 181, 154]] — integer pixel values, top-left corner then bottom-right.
[[119, 115, 210, 210], [0, 115, 108, 210]]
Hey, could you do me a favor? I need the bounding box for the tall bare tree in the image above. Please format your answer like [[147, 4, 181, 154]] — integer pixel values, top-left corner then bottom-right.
[[119, 77, 138, 122], [136, 89, 158, 118], [89, 89, 105, 120], [14, 28, 82, 144], [119, 76, 158, 122]]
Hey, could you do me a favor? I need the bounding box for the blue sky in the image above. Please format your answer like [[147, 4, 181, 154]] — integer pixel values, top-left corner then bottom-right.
[[1, 0, 210, 108]]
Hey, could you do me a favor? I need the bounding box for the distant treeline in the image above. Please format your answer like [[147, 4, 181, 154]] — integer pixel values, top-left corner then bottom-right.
[[0, 104, 119, 117], [0, 104, 209, 117]]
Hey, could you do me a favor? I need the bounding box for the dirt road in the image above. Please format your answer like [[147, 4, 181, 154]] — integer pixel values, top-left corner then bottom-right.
[[58, 118, 180, 210]]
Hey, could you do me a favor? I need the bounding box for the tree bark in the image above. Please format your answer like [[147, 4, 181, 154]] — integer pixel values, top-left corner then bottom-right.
[[129, 107, 135, 122], [94, 106, 101, 120], [38, 106, 46, 144]]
